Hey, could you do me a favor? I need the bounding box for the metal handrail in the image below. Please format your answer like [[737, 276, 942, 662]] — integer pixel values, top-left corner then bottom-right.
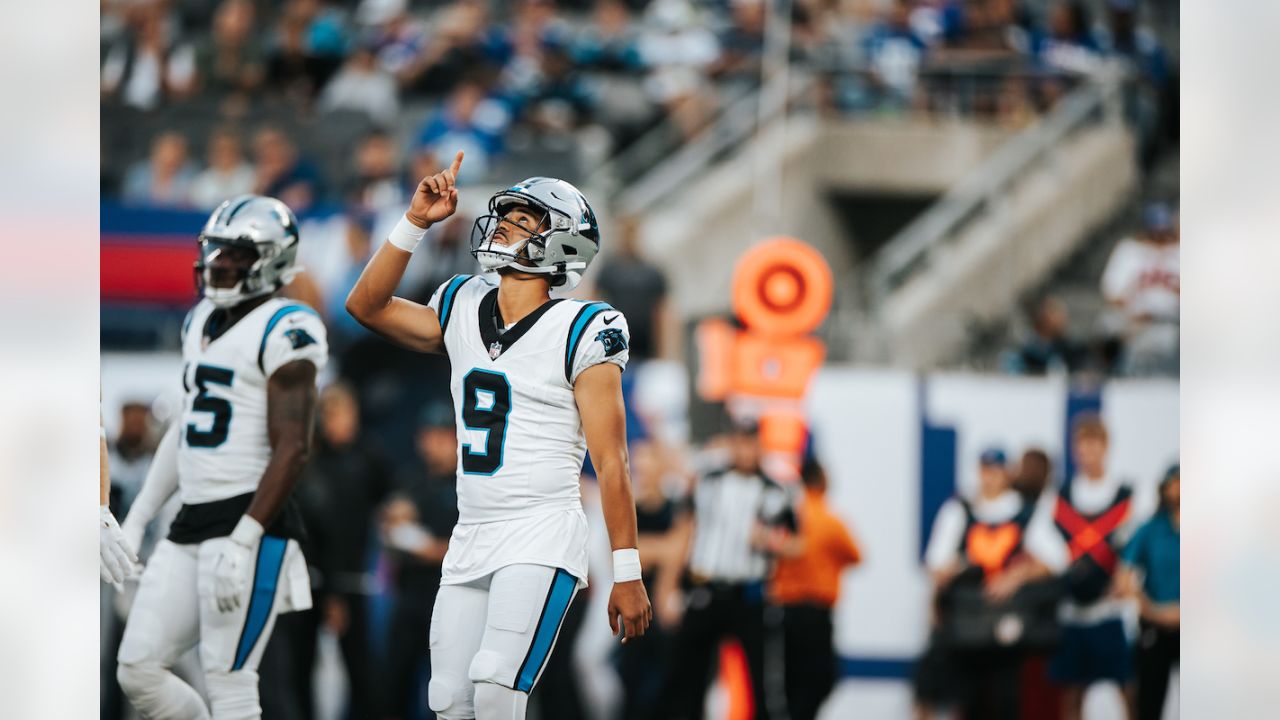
[[594, 73, 816, 216], [867, 64, 1126, 302], [588, 58, 1101, 215]]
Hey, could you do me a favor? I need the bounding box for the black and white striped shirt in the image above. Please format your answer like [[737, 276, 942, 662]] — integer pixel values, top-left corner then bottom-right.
[[688, 468, 796, 582]]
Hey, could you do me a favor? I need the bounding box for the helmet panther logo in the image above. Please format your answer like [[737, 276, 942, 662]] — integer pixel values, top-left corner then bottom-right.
[[595, 328, 627, 357]]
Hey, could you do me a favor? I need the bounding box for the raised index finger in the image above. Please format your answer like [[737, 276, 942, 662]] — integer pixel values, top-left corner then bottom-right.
[[449, 150, 464, 176]]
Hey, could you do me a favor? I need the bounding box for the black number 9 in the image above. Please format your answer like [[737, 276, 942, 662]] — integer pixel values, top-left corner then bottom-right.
[[461, 369, 511, 475]]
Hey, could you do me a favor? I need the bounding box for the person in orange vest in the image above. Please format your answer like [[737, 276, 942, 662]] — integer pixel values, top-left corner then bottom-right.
[[766, 456, 863, 720], [914, 448, 1069, 720]]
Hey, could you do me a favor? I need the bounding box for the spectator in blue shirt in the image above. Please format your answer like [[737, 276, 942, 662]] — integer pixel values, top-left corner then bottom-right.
[[415, 80, 510, 182], [862, 1, 929, 110], [1031, 0, 1104, 76], [1004, 295, 1090, 376], [252, 125, 324, 212], [570, 0, 644, 72], [1121, 464, 1179, 720]]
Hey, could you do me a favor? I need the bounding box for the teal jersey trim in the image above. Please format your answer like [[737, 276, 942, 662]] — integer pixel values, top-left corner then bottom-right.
[[563, 302, 613, 383], [438, 274, 475, 334]]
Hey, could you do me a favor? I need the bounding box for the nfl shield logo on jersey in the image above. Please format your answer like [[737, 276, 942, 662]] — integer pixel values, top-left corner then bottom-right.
[[489, 341, 503, 360]]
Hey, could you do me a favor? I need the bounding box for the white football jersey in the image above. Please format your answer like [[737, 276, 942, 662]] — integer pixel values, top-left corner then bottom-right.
[[176, 297, 328, 505], [1101, 238, 1180, 322], [427, 274, 630, 586]]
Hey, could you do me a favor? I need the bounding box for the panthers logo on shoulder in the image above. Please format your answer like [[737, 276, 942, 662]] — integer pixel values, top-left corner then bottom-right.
[[595, 327, 627, 357], [283, 328, 317, 350]]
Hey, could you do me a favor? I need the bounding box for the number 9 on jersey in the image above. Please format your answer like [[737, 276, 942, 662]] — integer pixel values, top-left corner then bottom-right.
[[461, 369, 511, 475]]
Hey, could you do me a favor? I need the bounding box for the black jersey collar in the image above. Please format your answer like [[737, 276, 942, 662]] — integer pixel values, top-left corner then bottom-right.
[[478, 288, 563, 360]]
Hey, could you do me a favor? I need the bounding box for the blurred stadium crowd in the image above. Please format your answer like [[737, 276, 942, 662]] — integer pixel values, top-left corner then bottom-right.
[[102, 0, 1177, 208], [102, 0, 1178, 718]]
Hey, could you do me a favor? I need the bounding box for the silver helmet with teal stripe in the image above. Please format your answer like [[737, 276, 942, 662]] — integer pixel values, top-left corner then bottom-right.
[[195, 194, 302, 307], [470, 177, 600, 290]]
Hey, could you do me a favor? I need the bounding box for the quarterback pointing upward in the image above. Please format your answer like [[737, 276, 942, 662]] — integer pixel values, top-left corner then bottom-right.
[[347, 151, 651, 719]]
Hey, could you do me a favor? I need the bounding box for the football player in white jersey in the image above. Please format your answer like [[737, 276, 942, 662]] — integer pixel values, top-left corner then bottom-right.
[[347, 151, 652, 720], [115, 195, 327, 720]]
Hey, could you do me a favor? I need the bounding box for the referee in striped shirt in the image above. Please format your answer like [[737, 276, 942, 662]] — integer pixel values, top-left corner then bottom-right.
[[658, 419, 797, 720]]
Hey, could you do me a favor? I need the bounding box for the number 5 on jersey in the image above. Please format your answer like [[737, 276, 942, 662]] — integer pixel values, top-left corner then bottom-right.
[[461, 369, 511, 475], [187, 364, 234, 448]]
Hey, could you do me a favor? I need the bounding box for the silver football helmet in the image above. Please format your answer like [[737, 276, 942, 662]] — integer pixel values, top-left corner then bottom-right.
[[470, 177, 600, 289], [194, 195, 302, 308]]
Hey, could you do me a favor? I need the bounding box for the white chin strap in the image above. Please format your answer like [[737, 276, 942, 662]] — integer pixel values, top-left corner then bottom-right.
[[205, 282, 248, 308], [475, 237, 531, 270]]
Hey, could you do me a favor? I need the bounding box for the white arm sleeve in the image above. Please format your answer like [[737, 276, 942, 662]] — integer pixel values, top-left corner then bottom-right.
[[923, 499, 966, 571], [124, 422, 180, 527]]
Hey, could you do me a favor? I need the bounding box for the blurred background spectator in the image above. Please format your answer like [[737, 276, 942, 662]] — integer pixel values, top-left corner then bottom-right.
[[122, 131, 197, 207], [593, 215, 670, 361], [344, 131, 409, 213], [268, 382, 392, 719], [637, 0, 720, 139], [319, 41, 402, 128], [105, 401, 159, 518], [1122, 463, 1180, 720], [1101, 201, 1180, 377], [614, 439, 683, 720], [1013, 447, 1054, 502], [265, 0, 345, 107], [1004, 295, 1090, 375], [415, 79, 510, 182], [189, 126, 257, 210], [252, 124, 324, 212], [101, 1, 196, 110], [862, 0, 929, 112], [192, 0, 265, 109], [382, 403, 459, 720], [769, 457, 862, 720]]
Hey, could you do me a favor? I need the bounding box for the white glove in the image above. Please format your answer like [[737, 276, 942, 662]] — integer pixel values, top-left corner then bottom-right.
[[100, 505, 138, 588], [213, 516, 264, 613], [386, 522, 433, 554], [120, 513, 146, 567]]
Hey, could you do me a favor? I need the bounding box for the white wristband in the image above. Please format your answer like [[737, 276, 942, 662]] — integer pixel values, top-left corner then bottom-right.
[[229, 515, 265, 547], [612, 548, 642, 583], [387, 214, 429, 253]]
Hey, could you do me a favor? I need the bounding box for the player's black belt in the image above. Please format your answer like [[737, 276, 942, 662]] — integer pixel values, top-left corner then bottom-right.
[[168, 492, 307, 545]]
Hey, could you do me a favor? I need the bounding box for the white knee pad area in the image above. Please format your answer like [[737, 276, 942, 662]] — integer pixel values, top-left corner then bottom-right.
[[203, 670, 260, 720], [467, 649, 506, 685], [428, 673, 475, 720], [473, 681, 529, 720], [116, 661, 211, 720]]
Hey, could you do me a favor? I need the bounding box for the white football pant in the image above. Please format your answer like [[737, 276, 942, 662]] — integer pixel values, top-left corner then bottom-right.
[[429, 564, 580, 720], [117, 537, 310, 720]]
